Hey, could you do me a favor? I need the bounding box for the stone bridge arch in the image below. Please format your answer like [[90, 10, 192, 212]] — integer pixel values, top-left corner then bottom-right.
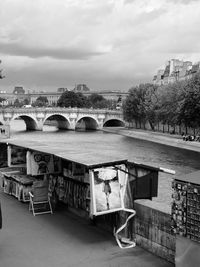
[[11, 114, 39, 131], [44, 114, 71, 130], [75, 116, 99, 130], [103, 118, 125, 127]]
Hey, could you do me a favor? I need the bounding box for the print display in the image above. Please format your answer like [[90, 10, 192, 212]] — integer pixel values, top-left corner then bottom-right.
[[89, 164, 136, 248], [10, 146, 26, 166], [27, 151, 60, 176], [90, 165, 127, 216]]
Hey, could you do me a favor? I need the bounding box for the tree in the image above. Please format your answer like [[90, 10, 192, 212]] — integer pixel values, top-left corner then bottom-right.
[[23, 98, 30, 106], [76, 92, 90, 108], [0, 97, 5, 103], [178, 73, 200, 130], [123, 84, 151, 128], [13, 99, 22, 107], [0, 60, 5, 79], [57, 91, 89, 108], [87, 93, 109, 109], [88, 93, 104, 104], [32, 96, 48, 107], [142, 84, 159, 130]]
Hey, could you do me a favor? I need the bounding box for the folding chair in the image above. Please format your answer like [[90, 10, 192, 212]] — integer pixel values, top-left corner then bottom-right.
[[29, 181, 53, 216]]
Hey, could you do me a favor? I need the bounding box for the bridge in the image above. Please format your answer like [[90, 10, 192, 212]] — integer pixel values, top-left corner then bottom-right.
[[0, 107, 125, 131]]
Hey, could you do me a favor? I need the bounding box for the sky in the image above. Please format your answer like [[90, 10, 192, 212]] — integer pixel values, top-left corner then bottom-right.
[[0, 0, 200, 93]]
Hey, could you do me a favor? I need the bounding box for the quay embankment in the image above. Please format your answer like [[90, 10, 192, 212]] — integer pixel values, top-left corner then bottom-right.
[[102, 127, 200, 153]]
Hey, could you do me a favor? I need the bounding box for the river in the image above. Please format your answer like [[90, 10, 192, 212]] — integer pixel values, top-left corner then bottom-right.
[[8, 120, 200, 213]]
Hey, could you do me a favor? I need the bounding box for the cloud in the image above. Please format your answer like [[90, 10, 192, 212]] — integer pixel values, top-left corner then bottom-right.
[[167, 0, 199, 4], [0, 0, 200, 91], [0, 42, 107, 60]]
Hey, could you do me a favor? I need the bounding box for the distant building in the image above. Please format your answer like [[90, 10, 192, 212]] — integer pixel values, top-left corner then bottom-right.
[[29, 92, 61, 106], [153, 59, 199, 85], [0, 84, 128, 107], [74, 84, 90, 92], [57, 88, 68, 93], [13, 86, 25, 94]]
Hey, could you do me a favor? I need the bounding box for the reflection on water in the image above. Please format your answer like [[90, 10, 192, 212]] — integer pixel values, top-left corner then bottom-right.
[[9, 120, 200, 211]]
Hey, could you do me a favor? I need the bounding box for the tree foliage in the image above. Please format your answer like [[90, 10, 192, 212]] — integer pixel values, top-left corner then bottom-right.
[[123, 83, 157, 129], [32, 96, 48, 107], [0, 97, 5, 103], [57, 91, 89, 108], [178, 74, 200, 128], [57, 91, 114, 109], [13, 99, 22, 107], [124, 73, 200, 131], [88, 93, 109, 109], [0, 60, 5, 79]]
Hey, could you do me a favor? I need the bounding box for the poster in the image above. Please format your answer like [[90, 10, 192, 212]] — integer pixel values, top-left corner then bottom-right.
[[28, 151, 60, 176], [10, 146, 26, 166], [90, 165, 127, 216]]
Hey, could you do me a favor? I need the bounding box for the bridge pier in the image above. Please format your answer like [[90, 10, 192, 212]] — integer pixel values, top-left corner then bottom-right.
[[34, 120, 43, 131], [35, 113, 45, 131], [97, 115, 105, 130], [68, 119, 76, 130], [3, 113, 12, 126]]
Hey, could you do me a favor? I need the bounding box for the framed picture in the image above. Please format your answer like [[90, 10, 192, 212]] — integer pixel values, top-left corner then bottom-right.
[[28, 151, 54, 176], [89, 164, 127, 216]]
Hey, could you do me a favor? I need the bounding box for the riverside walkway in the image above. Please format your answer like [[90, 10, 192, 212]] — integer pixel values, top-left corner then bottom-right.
[[0, 188, 173, 267], [103, 128, 200, 153]]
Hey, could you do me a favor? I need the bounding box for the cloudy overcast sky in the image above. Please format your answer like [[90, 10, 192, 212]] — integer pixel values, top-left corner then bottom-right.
[[0, 0, 200, 92]]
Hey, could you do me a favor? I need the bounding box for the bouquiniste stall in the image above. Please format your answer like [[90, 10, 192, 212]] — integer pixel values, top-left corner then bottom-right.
[[0, 140, 175, 248]]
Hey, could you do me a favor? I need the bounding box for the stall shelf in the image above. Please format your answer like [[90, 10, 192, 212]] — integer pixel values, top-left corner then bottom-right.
[[0, 169, 37, 202]]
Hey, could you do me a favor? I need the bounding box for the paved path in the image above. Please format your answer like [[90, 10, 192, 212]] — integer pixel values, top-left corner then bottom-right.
[[0, 190, 173, 267]]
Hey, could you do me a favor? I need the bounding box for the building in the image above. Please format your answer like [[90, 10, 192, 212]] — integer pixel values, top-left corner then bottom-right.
[[0, 85, 128, 107], [153, 59, 199, 85], [74, 84, 90, 92], [57, 88, 68, 93], [13, 86, 25, 94]]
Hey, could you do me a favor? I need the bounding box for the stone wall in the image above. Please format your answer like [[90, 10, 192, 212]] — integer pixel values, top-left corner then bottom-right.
[[93, 201, 175, 263], [133, 202, 175, 263]]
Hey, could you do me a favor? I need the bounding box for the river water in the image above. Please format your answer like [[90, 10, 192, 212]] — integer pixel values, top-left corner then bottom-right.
[[9, 120, 200, 212]]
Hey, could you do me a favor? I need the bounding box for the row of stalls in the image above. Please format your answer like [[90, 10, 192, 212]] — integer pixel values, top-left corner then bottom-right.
[[0, 140, 173, 248]]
